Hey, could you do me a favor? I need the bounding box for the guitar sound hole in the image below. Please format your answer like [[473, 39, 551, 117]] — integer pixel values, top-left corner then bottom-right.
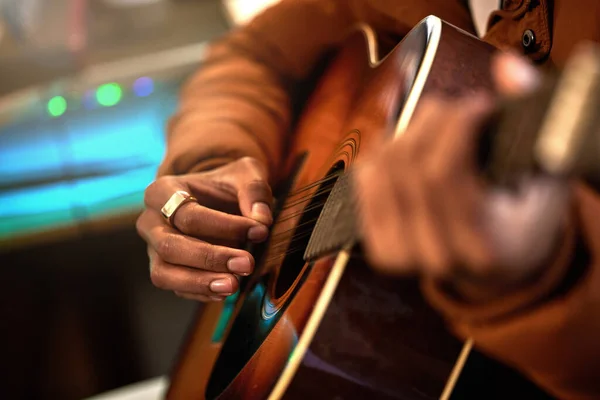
[[204, 162, 344, 400], [273, 161, 344, 299]]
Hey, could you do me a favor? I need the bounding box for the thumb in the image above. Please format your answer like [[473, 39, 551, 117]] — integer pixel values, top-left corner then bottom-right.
[[224, 158, 274, 225], [239, 180, 273, 226]]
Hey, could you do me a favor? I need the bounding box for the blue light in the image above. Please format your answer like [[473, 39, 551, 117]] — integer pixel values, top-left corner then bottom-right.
[[65, 106, 166, 169], [0, 105, 167, 185], [133, 77, 154, 97], [0, 122, 65, 186], [0, 87, 179, 240], [0, 166, 158, 239]]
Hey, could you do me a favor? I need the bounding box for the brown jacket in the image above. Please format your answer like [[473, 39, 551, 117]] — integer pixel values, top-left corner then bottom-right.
[[160, 1, 600, 399]]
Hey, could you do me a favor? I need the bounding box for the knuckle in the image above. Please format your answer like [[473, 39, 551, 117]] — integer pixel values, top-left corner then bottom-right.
[[200, 245, 220, 270], [241, 157, 268, 178], [205, 250, 216, 270], [156, 234, 175, 259], [144, 176, 175, 205], [178, 210, 195, 231], [199, 244, 212, 269], [239, 156, 260, 169], [156, 175, 175, 186]]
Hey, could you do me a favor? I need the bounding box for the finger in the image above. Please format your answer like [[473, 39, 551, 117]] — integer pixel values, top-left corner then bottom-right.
[[145, 175, 237, 214], [354, 161, 413, 274], [398, 99, 468, 275], [492, 51, 540, 96], [139, 211, 255, 275], [440, 177, 494, 275], [149, 249, 239, 296], [175, 292, 226, 302], [144, 178, 269, 243], [215, 157, 274, 225], [403, 170, 451, 276], [401, 97, 446, 159], [172, 203, 269, 243], [423, 99, 495, 273], [426, 94, 494, 176]]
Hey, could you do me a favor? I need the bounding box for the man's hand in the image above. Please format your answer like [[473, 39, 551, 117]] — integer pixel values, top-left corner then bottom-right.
[[136, 157, 273, 302], [354, 53, 570, 299]]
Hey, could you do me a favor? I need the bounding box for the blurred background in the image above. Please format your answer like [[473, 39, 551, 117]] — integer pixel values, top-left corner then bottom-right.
[[0, 0, 277, 398]]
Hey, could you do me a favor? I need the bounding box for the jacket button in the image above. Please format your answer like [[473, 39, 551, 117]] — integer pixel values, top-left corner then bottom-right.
[[522, 29, 536, 51]]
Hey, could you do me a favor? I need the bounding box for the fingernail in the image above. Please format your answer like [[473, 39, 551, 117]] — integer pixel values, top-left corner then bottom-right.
[[251, 202, 272, 225], [210, 278, 233, 294], [247, 225, 269, 242], [227, 256, 253, 275], [210, 296, 225, 302]]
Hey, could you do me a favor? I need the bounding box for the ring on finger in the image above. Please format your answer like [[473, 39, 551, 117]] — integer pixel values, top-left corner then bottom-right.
[[160, 190, 198, 227]]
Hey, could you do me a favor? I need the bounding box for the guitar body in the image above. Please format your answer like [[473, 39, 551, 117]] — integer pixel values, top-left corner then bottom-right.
[[166, 16, 552, 400]]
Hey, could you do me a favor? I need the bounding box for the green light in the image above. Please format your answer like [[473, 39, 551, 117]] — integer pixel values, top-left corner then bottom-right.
[[96, 83, 122, 107], [47, 96, 67, 117]]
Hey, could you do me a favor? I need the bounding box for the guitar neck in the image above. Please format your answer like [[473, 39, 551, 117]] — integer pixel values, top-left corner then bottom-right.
[[304, 43, 600, 262], [485, 42, 600, 191]]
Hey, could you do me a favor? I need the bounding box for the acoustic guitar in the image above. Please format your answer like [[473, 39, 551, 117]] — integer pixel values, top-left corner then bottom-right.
[[165, 15, 599, 399]]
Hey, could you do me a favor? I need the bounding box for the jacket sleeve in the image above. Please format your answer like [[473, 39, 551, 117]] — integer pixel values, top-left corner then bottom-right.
[[157, 0, 474, 181], [423, 183, 600, 400]]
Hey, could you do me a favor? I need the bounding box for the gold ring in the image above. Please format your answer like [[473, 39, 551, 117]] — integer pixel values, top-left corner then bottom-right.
[[160, 190, 197, 226]]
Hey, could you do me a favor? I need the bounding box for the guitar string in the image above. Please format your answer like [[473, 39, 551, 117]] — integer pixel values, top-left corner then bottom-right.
[[257, 192, 334, 262], [265, 229, 315, 256], [267, 182, 340, 244], [275, 201, 328, 224], [262, 240, 366, 270], [252, 171, 345, 267], [263, 219, 340, 264], [283, 171, 343, 199], [270, 218, 321, 239], [276, 180, 340, 213], [262, 248, 304, 268], [257, 226, 319, 266], [263, 239, 367, 269], [263, 240, 315, 267], [265, 245, 306, 263]]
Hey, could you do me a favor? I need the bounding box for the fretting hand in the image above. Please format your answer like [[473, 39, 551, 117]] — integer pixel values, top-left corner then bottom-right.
[[354, 52, 570, 300]]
